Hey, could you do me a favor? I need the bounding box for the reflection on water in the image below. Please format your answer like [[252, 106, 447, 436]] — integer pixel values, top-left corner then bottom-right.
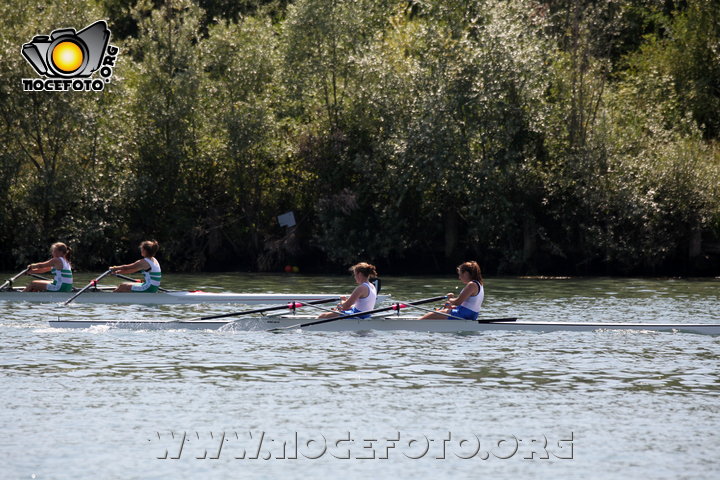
[[1, 275, 719, 479]]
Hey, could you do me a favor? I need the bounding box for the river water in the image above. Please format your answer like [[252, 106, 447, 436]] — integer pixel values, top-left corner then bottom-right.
[[1, 274, 718, 479]]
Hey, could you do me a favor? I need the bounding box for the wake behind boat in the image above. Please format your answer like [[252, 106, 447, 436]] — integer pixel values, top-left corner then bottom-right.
[[47, 315, 720, 335], [0, 289, 389, 305]]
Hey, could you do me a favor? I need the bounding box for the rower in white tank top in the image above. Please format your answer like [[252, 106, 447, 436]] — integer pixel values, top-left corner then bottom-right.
[[418, 261, 485, 321], [353, 281, 377, 312], [460, 280, 484, 312], [316, 262, 380, 320]]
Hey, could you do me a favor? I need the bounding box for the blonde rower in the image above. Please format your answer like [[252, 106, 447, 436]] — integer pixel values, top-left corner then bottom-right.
[[317, 263, 378, 319], [24, 242, 74, 292], [109, 240, 162, 293], [420, 261, 484, 320]]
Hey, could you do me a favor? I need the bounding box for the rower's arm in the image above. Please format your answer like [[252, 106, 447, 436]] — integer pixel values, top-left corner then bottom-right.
[[27, 258, 56, 274], [110, 259, 149, 275], [338, 284, 365, 310]]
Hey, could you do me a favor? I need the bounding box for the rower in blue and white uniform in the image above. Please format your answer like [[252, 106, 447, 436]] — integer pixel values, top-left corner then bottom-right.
[[24, 242, 74, 292], [420, 261, 484, 320], [317, 262, 378, 319], [110, 240, 162, 293]]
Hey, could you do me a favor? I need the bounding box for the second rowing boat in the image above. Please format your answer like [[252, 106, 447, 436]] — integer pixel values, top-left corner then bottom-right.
[[0, 290, 390, 305]]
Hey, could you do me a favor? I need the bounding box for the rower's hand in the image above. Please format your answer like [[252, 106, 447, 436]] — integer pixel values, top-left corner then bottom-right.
[[446, 292, 455, 299]]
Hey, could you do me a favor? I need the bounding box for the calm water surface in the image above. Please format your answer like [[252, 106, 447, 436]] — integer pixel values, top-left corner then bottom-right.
[[1, 274, 719, 479]]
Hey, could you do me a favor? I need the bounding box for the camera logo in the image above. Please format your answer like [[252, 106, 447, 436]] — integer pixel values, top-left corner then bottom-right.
[[21, 20, 119, 92]]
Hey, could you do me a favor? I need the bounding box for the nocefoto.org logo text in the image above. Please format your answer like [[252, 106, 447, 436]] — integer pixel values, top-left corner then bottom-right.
[[21, 20, 119, 92]]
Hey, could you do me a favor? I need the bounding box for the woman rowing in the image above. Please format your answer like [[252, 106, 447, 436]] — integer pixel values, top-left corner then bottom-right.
[[109, 240, 162, 293], [23, 242, 74, 292], [317, 262, 378, 319], [419, 261, 484, 320]]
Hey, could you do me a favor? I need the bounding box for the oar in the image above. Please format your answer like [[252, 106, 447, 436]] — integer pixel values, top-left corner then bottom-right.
[[29, 273, 50, 281], [0, 268, 29, 291], [271, 295, 448, 331], [196, 297, 340, 321], [111, 272, 170, 292], [63, 270, 112, 305]]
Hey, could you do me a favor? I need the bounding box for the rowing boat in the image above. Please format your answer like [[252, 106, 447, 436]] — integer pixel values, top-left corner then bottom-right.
[[0, 290, 388, 305], [47, 315, 720, 335]]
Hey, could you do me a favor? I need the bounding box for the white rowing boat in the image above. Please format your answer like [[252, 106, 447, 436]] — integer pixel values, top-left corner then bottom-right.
[[0, 290, 389, 305], [47, 315, 720, 335]]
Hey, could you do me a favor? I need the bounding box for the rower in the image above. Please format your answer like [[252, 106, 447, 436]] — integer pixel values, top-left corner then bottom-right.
[[23, 242, 74, 292], [419, 261, 484, 320], [109, 240, 162, 293], [317, 262, 379, 319]]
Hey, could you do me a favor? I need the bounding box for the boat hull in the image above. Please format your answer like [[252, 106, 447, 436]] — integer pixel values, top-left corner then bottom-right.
[[0, 291, 383, 305], [47, 316, 720, 335]]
